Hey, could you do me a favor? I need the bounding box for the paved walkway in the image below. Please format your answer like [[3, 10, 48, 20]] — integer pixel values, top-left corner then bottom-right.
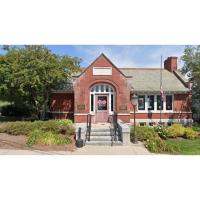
[[0, 142, 150, 155]]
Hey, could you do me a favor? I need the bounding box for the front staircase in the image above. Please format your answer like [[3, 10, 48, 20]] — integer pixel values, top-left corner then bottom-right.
[[85, 123, 122, 146]]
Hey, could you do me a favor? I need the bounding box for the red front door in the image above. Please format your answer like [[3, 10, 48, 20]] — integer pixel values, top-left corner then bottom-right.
[[95, 95, 109, 123]]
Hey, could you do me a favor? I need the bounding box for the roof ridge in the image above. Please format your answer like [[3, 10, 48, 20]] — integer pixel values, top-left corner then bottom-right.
[[119, 68, 166, 70]]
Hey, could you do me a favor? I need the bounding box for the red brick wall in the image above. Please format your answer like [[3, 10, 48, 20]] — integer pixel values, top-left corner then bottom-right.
[[74, 54, 131, 123], [131, 113, 192, 120], [174, 93, 192, 112], [51, 93, 74, 112], [50, 93, 74, 120]]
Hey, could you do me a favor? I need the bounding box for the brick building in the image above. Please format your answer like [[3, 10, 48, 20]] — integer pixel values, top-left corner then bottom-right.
[[50, 53, 192, 125]]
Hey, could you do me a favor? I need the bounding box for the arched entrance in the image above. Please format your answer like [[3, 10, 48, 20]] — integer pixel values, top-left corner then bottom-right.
[[90, 83, 115, 123]]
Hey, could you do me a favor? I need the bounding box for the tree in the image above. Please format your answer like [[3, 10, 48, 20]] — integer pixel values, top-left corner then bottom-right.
[[0, 45, 81, 119], [181, 45, 200, 119]]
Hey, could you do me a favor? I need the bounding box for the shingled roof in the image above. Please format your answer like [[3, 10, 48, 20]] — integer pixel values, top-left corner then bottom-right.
[[52, 67, 190, 94], [119, 68, 190, 93]]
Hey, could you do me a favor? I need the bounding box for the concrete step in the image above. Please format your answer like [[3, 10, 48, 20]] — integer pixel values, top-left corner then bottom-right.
[[85, 140, 123, 146], [90, 131, 111, 136], [89, 135, 112, 141], [91, 128, 111, 132]]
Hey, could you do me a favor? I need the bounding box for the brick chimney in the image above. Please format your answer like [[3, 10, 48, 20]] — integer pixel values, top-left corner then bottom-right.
[[164, 57, 178, 72]]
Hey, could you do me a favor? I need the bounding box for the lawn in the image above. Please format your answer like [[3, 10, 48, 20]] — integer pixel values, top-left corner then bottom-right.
[[165, 138, 200, 155]]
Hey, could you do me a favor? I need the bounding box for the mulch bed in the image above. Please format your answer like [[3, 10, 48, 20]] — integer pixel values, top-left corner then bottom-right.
[[0, 133, 76, 152]]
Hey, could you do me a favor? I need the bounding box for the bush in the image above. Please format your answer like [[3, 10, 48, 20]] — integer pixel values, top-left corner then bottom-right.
[[0, 121, 33, 135], [27, 130, 71, 146], [0, 119, 75, 136], [130, 126, 174, 153], [1, 104, 31, 117], [183, 127, 198, 139], [130, 126, 155, 141], [154, 125, 168, 140], [167, 124, 185, 138], [145, 133, 174, 153]]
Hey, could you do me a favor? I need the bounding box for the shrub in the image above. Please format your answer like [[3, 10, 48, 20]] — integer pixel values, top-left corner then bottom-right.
[[27, 130, 71, 146], [145, 133, 174, 153], [167, 124, 185, 138], [0, 119, 75, 136], [183, 128, 198, 139], [154, 125, 168, 140], [130, 126, 174, 153], [130, 126, 155, 141], [0, 121, 33, 135], [1, 104, 31, 117]]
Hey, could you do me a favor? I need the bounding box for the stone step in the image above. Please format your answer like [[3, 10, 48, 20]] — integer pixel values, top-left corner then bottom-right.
[[89, 135, 112, 141], [90, 131, 111, 136], [85, 140, 123, 146], [91, 127, 111, 131]]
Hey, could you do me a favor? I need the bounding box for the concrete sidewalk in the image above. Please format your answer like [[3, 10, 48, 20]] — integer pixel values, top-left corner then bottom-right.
[[0, 142, 151, 155]]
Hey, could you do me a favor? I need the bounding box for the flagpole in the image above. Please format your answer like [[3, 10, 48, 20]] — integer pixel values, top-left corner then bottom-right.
[[160, 55, 163, 124]]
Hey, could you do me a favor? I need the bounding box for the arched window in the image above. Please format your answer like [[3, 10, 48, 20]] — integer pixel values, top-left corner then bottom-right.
[[90, 84, 115, 114]]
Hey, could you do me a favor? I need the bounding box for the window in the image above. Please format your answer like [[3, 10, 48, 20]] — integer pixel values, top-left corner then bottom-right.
[[139, 122, 146, 126], [138, 96, 145, 110], [97, 96, 107, 110], [166, 95, 173, 110], [157, 95, 163, 110], [90, 94, 94, 112], [100, 85, 104, 92], [147, 95, 154, 110], [111, 94, 114, 111], [149, 122, 156, 126], [106, 85, 109, 92]]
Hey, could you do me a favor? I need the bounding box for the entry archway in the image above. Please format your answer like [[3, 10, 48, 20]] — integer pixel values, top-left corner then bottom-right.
[[90, 83, 116, 123]]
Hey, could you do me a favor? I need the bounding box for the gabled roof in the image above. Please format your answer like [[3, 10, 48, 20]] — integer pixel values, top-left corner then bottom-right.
[[52, 53, 190, 94], [119, 68, 190, 93], [73, 53, 129, 78]]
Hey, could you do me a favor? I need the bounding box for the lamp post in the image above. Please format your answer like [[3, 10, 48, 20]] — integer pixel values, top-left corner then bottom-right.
[[131, 94, 138, 144]]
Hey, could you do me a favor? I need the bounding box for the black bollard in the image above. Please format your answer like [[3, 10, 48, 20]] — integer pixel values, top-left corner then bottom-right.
[[76, 127, 84, 148]]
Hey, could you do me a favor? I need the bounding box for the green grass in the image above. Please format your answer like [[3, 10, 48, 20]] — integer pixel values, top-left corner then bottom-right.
[[192, 124, 200, 132], [165, 138, 200, 155]]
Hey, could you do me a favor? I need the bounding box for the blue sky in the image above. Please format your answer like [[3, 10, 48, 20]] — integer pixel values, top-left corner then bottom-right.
[[0, 45, 186, 68]]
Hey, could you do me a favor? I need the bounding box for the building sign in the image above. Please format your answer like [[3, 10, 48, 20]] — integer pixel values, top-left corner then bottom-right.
[[77, 104, 85, 110], [93, 67, 112, 75]]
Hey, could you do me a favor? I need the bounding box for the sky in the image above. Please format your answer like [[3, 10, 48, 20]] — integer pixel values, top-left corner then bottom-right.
[[0, 45, 186, 68]]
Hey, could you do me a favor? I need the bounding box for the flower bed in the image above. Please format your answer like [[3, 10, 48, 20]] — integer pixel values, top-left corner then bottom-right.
[[0, 119, 75, 147]]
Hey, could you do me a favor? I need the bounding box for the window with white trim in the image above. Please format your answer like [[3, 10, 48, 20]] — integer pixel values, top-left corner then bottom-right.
[[166, 95, 173, 110], [157, 95, 163, 110], [147, 95, 154, 110], [136, 94, 174, 112], [138, 95, 145, 110]]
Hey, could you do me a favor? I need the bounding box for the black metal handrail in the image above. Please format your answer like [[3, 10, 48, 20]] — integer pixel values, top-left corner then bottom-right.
[[110, 112, 118, 145], [86, 114, 92, 141]]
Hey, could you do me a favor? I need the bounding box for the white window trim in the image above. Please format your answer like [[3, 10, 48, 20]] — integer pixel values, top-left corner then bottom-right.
[[90, 84, 115, 115], [137, 94, 174, 113]]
